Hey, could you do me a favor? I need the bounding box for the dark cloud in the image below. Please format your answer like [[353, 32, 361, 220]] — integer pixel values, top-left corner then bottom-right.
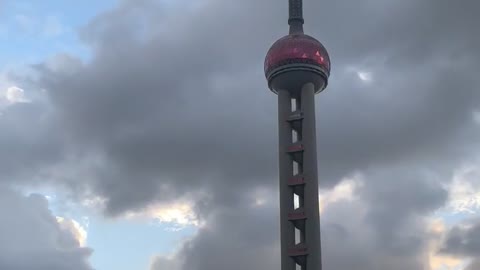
[[0, 101, 66, 182], [360, 166, 448, 253], [440, 219, 480, 258], [28, 0, 282, 215], [321, 197, 429, 270], [0, 187, 93, 270], [18, 0, 478, 215], [151, 191, 280, 270], [152, 172, 441, 270]]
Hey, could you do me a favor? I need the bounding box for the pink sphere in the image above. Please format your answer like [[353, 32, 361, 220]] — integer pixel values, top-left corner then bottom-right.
[[265, 34, 330, 81]]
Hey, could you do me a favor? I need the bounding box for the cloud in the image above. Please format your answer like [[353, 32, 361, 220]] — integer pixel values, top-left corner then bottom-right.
[[150, 256, 182, 270], [466, 260, 480, 270], [2, 0, 480, 269], [426, 219, 470, 270], [56, 217, 88, 247], [446, 164, 480, 215], [123, 200, 200, 229], [151, 173, 446, 270], [473, 111, 480, 124], [0, 187, 93, 270], [357, 71, 373, 82], [19, 0, 478, 216], [319, 174, 361, 213], [440, 219, 480, 258], [4, 86, 30, 103], [151, 193, 280, 270]]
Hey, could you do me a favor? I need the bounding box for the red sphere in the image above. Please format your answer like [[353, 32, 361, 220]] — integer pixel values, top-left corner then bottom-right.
[[264, 34, 330, 80]]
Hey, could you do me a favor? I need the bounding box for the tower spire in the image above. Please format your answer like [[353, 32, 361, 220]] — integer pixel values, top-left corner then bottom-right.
[[288, 0, 304, 34]]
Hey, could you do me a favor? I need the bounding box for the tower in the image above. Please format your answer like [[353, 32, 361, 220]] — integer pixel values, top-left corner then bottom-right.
[[264, 1, 331, 270]]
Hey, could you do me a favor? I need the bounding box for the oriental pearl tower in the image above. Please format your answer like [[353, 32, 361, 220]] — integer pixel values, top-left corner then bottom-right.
[[264, 1, 330, 270]]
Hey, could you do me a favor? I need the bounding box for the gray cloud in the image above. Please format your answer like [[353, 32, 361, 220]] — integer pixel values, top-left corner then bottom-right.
[[150, 256, 181, 270], [440, 219, 480, 258], [466, 260, 480, 270], [0, 101, 66, 182], [152, 169, 442, 270], [18, 0, 478, 214], [0, 187, 93, 270], [321, 197, 429, 270], [359, 166, 448, 257]]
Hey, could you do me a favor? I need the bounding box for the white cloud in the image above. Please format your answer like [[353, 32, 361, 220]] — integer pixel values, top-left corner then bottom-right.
[[124, 201, 199, 228], [473, 111, 480, 124], [81, 195, 107, 211], [4, 86, 30, 104], [56, 217, 89, 247], [446, 164, 480, 215], [357, 71, 373, 82], [345, 66, 374, 83], [320, 174, 363, 213], [255, 197, 267, 206], [251, 187, 273, 207]]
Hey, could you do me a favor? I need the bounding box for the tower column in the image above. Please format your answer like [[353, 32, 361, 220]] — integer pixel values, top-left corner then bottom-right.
[[278, 89, 296, 270], [300, 83, 322, 270]]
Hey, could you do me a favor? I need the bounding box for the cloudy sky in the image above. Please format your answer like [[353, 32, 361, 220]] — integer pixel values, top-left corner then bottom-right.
[[0, 0, 480, 269]]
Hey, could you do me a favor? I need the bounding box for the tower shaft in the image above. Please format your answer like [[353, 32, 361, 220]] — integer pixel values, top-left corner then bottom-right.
[[266, 1, 330, 270], [278, 83, 321, 270]]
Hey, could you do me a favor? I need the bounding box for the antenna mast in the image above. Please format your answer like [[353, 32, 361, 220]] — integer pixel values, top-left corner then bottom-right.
[[288, 0, 304, 34]]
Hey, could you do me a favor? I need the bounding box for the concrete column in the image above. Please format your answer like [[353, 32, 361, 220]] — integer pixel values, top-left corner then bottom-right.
[[300, 83, 322, 270], [278, 89, 295, 270]]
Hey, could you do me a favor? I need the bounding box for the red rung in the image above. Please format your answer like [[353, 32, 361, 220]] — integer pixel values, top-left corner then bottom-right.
[[287, 144, 304, 152], [288, 210, 306, 220], [288, 245, 308, 256], [288, 176, 305, 185]]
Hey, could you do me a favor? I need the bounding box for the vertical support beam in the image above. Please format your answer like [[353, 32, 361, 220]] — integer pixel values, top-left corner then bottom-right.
[[278, 89, 296, 270], [300, 83, 322, 270]]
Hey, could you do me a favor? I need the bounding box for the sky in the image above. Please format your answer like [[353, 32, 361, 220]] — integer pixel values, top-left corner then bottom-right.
[[0, 0, 479, 270]]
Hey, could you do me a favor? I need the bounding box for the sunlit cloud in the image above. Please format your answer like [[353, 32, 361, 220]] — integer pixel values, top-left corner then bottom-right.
[[251, 187, 274, 208], [446, 164, 480, 215], [319, 174, 363, 213], [56, 216, 89, 247], [345, 66, 374, 83], [124, 201, 199, 229], [357, 71, 373, 82], [3, 86, 30, 104], [426, 218, 471, 270], [255, 197, 267, 206], [81, 195, 107, 211]]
